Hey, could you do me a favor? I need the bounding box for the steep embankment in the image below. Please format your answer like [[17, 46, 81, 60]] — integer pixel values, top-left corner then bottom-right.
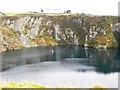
[[0, 14, 119, 52], [113, 23, 120, 46]]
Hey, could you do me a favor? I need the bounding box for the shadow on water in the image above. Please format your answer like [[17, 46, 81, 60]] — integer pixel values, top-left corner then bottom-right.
[[0, 46, 120, 74]]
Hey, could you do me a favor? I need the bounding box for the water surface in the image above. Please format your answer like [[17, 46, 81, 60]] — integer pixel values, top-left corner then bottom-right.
[[0, 46, 119, 88]]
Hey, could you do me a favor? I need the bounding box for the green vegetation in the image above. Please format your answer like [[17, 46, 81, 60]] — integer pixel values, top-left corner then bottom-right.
[[87, 33, 118, 48], [0, 82, 107, 89], [0, 26, 24, 51], [4, 12, 19, 16], [0, 82, 46, 88], [2, 16, 19, 21], [33, 36, 58, 46]]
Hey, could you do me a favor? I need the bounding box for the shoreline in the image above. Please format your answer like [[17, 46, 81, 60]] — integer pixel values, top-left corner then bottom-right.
[[0, 81, 105, 89], [0, 45, 119, 53]]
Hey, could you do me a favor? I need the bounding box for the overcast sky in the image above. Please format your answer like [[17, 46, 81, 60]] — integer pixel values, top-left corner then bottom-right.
[[0, 0, 119, 15]]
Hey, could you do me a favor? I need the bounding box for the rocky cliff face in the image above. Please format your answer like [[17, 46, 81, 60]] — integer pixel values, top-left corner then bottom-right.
[[113, 23, 120, 46], [0, 14, 119, 52]]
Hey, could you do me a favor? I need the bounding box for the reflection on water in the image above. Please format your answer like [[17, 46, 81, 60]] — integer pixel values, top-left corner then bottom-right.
[[0, 46, 119, 88], [1, 46, 120, 73]]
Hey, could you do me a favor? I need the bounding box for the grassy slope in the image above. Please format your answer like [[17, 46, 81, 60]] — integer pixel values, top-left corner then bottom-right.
[[0, 26, 24, 51], [87, 33, 118, 48], [0, 82, 107, 89], [0, 82, 46, 88]]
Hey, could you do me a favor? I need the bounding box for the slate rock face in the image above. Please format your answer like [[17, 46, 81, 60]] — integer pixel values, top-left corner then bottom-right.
[[0, 12, 4, 25], [113, 23, 120, 46], [0, 14, 119, 52]]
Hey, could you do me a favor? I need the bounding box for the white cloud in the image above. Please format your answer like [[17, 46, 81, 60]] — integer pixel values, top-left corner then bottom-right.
[[0, 0, 119, 15]]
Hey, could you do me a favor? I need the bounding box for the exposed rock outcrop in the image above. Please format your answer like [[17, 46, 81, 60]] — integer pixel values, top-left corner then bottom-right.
[[113, 23, 120, 47], [0, 14, 119, 52], [0, 12, 5, 16]]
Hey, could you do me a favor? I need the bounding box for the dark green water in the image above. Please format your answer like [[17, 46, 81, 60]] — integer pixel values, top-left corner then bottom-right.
[[0, 46, 119, 88]]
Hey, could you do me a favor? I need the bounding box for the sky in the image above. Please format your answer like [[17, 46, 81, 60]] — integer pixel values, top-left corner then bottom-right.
[[0, 0, 119, 15]]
